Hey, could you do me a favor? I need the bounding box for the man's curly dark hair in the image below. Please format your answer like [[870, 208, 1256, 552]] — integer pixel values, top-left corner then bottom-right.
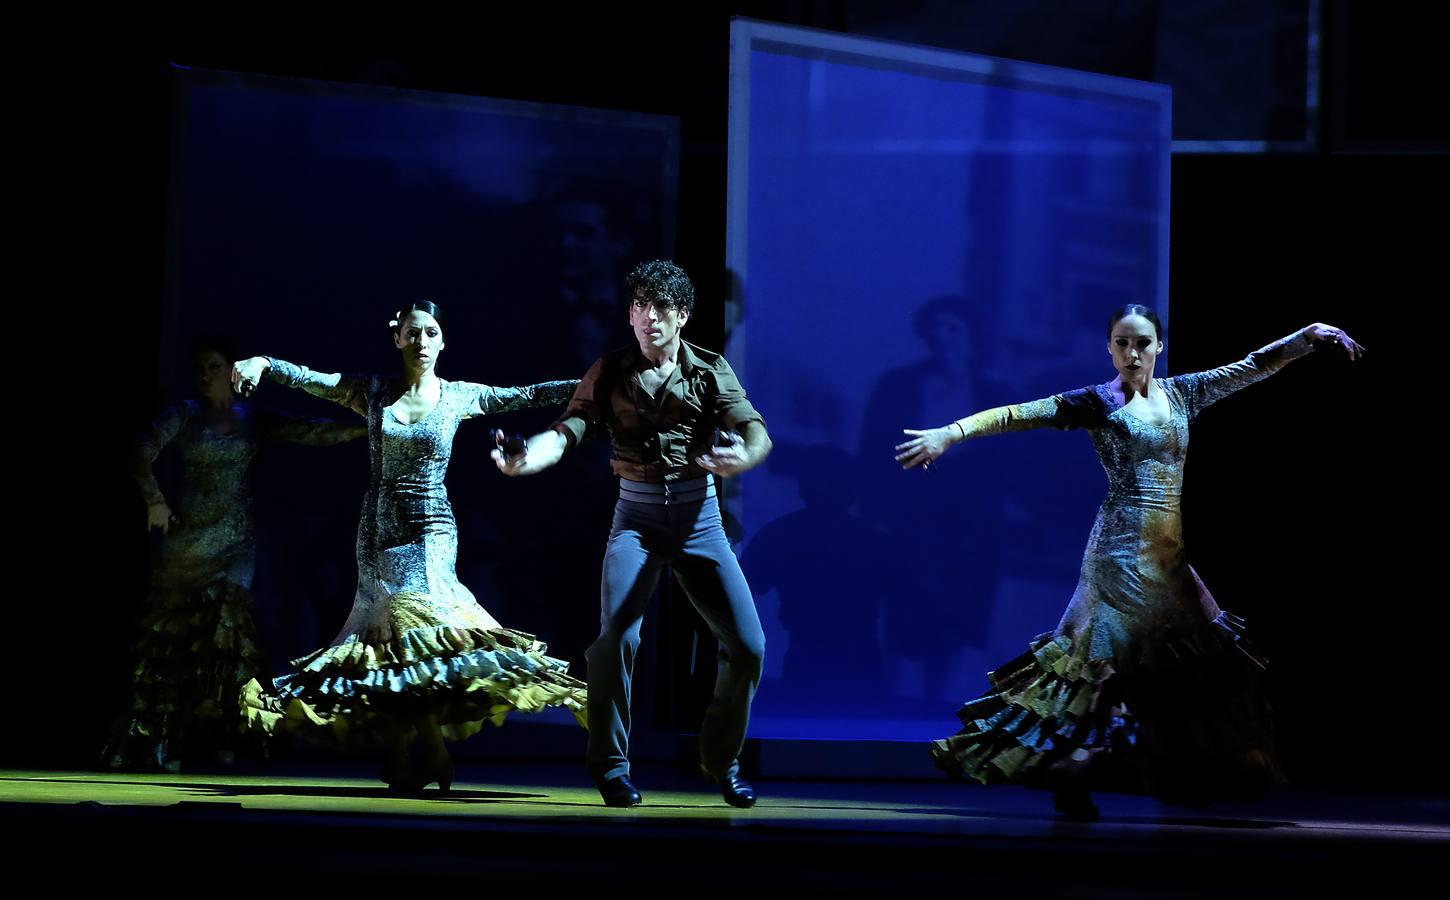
[[624, 259, 696, 316]]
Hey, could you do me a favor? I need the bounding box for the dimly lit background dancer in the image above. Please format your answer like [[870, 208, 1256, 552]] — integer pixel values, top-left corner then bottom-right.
[[108, 335, 366, 771]]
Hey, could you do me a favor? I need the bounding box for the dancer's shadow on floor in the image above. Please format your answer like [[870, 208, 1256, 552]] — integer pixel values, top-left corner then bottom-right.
[[184, 783, 552, 803], [14, 776, 743, 812], [19, 777, 548, 803]]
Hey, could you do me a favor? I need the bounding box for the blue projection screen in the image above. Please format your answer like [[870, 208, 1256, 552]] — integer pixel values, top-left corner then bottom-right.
[[726, 21, 1171, 740], [165, 68, 679, 385], [162, 68, 679, 702]]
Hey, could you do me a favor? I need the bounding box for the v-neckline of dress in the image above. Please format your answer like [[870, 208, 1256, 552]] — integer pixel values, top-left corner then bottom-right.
[[1099, 381, 1174, 429], [387, 380, 446, 427]]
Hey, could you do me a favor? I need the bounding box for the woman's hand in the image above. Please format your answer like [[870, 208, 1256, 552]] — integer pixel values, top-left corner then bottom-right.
[[146, 500, 176, 534], [1305, 324, 1365, 360], [231, 357, 271, 396], [895, 426, 955, 470], [493, 429, 566, 477]]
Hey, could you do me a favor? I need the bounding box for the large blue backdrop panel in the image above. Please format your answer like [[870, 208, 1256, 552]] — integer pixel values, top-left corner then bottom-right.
[[162, 68, 679, 690], [725, 22, 1171, 740]]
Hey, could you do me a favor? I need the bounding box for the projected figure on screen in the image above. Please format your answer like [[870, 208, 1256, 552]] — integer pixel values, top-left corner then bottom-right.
[[497, 184, 646, 664], [896, 308, 1362, 819], [741, 445, 895, 711], [495, 260, 772, 810], [551, 194, 632, 366], [106, 336, 366, 772], [533, 178, 646, 376], [860, 297, 1008, 707], [230, 301, 586, 793]]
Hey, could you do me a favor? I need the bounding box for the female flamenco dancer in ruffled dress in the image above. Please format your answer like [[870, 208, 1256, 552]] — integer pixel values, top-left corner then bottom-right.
[[107, 336, 367, 771], [895, 306, 1362, 819], [231, 301, 587, 792]]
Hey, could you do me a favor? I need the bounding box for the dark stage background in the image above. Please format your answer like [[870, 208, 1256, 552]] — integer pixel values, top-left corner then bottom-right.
[[20, 2, 1445, 788]]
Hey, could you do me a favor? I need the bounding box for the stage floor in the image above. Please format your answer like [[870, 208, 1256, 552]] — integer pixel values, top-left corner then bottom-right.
[[6, 765, 1447, 895]]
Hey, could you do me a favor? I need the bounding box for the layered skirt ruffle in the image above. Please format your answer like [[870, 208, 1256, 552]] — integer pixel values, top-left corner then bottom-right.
[[106, 578, 264, 767], [242, 593, 586, 746], [931, 611, 1284, 803]]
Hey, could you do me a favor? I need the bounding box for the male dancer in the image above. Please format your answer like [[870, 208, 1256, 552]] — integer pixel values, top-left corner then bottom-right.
[[494, 260, 771, 808]]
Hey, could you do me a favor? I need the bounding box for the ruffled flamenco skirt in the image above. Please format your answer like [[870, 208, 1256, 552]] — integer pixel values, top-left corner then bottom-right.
[[242, 590, 587, 746], [930, 611, 1285, 805], [106, 578, 265, 768]]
